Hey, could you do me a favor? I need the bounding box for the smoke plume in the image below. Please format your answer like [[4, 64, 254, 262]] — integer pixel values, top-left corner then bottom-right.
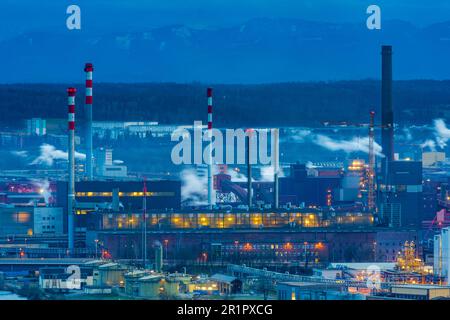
[[433, 119, 450, 149], [180, 168, 207, 205], [313, 135, 383, 157], [31, 144, 86, 166]]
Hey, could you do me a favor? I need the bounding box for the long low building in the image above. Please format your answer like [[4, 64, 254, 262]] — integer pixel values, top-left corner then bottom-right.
[[56, 180, 181, 213], [88, 227, 419, 264]]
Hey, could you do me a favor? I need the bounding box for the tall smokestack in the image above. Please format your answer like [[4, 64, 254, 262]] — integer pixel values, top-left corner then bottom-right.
[[273, 128, 279, 209], [381, 45, 394, 180], [67, 87, 76, 255], [246, 129, 253, 209], [84, 63, 94, 180], [207, 88, 214, 209]]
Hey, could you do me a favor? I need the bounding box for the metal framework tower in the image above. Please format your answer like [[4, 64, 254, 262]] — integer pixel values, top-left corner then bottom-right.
[[67, 87, 76, 255], [84, 63, 94, 180]]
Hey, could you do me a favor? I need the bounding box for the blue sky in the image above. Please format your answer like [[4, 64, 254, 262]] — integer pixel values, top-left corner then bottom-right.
[[1, 0, 449, 39]]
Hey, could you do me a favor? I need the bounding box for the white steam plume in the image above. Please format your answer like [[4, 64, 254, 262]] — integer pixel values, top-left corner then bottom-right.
[[31, 179, 52, 205], [433, 119, 450, 149], [290, 129, 312, 142], [313, 135, 384, 157], [420, 139, 437, 152], [180, 168, 207, 205], [226, 167, 248, 182], [11, 150, 28, 158], [31, 144, 86, 166], [259, 166, 286, 182]]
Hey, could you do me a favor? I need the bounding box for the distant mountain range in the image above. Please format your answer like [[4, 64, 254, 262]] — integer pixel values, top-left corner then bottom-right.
[[1, 18, 450, 83]]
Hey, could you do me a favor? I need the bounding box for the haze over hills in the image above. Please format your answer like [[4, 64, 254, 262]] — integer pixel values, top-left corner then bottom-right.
[[1, 18, 450, 83]]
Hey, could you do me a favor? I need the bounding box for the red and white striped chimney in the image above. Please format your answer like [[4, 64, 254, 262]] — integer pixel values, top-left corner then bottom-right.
[[207, 88, 214, 209], [68, 88, 76, 131], [67, 87, 76, 255], [207, 88, 213, 130], [84, 63, 94, 180]]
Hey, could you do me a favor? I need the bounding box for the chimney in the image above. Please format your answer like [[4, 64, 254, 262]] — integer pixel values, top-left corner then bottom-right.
[[246, 129, 253, 208], [381, 45, 394, 181], [67, 87, 76, 255], [84, 63, 94, 180], [273, 128, 279, 209], [207, 88, 215, 209]]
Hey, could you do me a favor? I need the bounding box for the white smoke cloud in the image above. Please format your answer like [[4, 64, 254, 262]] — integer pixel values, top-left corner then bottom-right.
[[259, 166, 286, 182], [313, 135, 384, 157], [290, 129, 312, 142], [31, 179, 51, 205], [305, 161, 317, 169], [433, 119, 450, 149], [31, 144, 86, 166], [11, 150, 28, 158], [180, 168, 207, 205], [401, 128, 413, 142], [420, 139, 437, 152], [226, 167, 248, 182]]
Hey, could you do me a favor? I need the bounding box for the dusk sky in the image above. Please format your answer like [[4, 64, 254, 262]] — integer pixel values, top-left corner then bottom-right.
[[1, 1, 449, 82], [1, 1, 449, 39]]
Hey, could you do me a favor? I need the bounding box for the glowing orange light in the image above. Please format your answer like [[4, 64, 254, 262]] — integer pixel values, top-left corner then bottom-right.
[[315, 242, 324, 250]]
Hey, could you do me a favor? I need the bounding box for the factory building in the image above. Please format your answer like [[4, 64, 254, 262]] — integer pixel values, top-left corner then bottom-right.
[[434, 227, 450, 283], [0, 206, 63, 237], [423, 152, 446, 168], [56, 180, 181, 213], [0, 206, 33, 237], [379, 161, 423, 227], [92, 262, 128, 287], [277, 281, 363, 300], [85, 208, 373, 232], [279, 163, 342, 207], [33, 207, 64, 235], [91, 226, 417, 264], [26, 118, 47, 136], [369, 284, 450, 300], [94, 148, 127, 178], [124, 272, 180, 299], [54, 179, 180, 241]]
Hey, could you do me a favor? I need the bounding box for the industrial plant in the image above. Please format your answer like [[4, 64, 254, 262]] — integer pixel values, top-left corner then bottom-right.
[[1, 1, 450, 304]]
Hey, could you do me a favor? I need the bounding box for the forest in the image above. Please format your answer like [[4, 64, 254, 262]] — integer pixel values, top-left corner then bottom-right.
[[1, 80, 450, 127]]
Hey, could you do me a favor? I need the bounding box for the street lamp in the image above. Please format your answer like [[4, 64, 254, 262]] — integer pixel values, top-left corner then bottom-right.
[[95, 239, 99, 259], [164, 239, 169, 260]]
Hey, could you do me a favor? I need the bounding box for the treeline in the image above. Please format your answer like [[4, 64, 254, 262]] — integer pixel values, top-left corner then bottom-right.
[[1, 80, 450, 126]]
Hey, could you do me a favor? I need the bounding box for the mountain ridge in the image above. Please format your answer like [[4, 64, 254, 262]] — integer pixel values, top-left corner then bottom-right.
[[1, 17, 450, 83]]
